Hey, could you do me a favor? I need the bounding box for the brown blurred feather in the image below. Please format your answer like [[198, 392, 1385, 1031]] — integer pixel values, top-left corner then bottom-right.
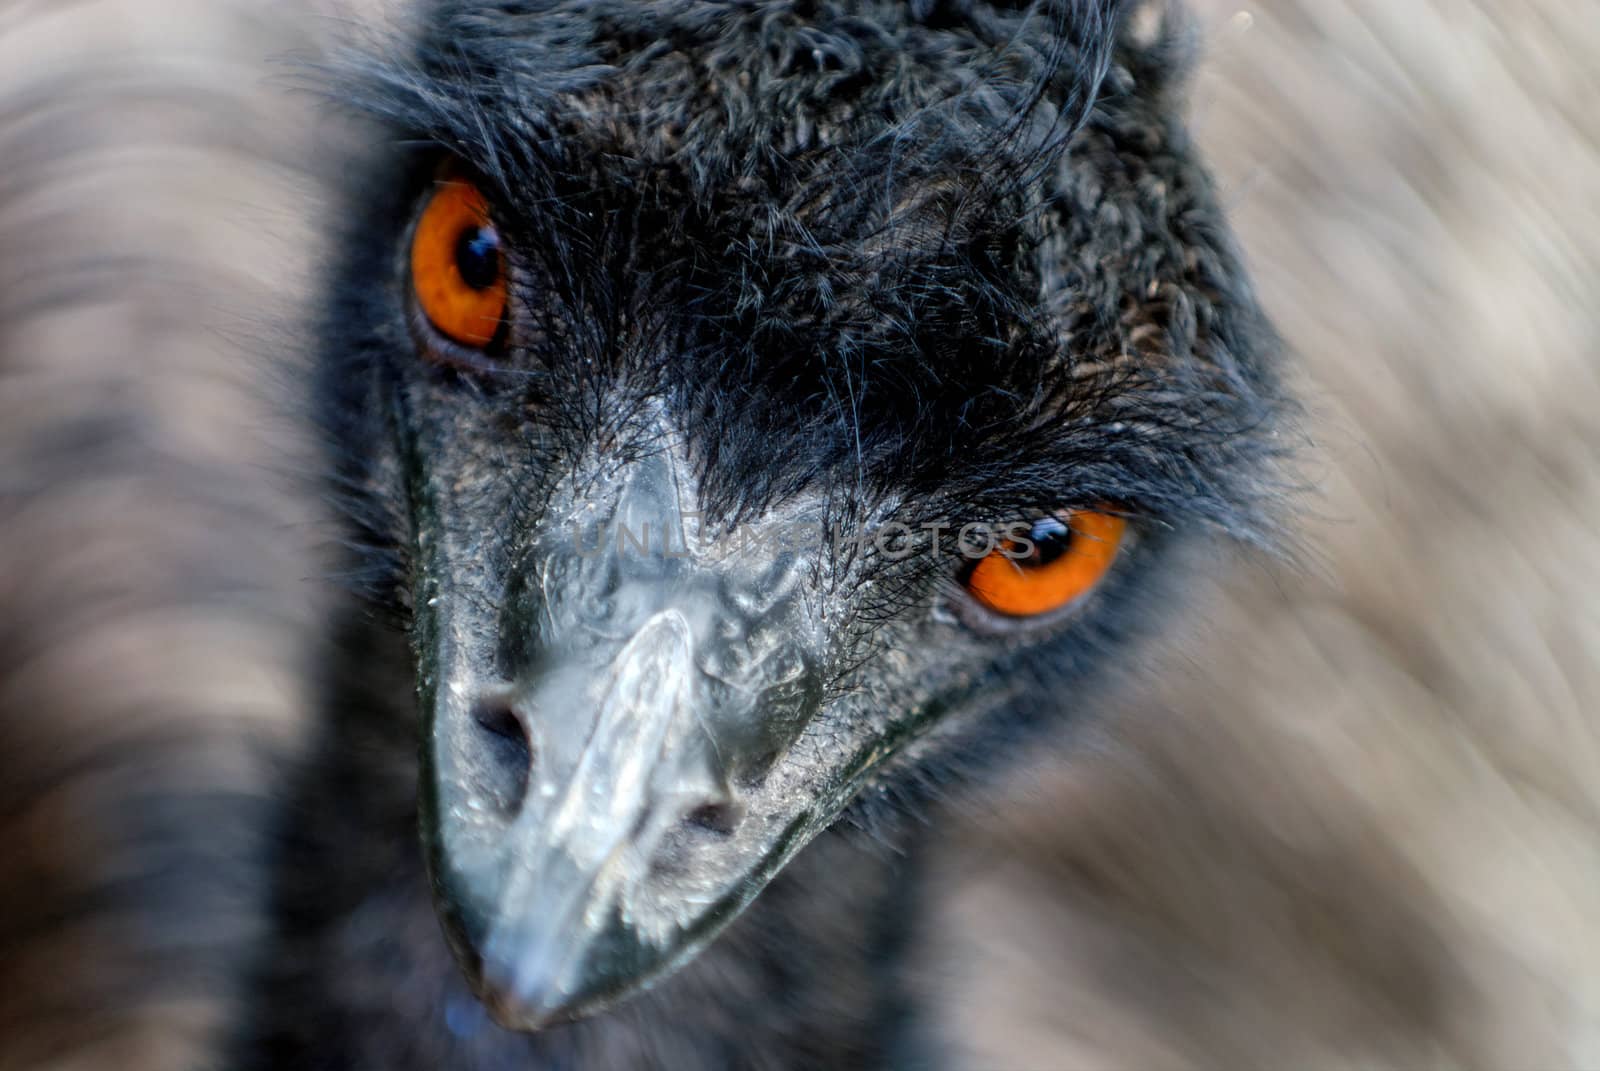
[[0, 2, 331, 1067], [917, 2, 1600, 1067]]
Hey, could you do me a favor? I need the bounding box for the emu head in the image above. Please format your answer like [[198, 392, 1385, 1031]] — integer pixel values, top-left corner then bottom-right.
[[321, 0, 1279, 1031]]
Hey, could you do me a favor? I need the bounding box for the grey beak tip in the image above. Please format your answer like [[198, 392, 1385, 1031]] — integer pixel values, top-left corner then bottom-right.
[[476, 970, 572, 1032], [472, 933, 636, 1032]]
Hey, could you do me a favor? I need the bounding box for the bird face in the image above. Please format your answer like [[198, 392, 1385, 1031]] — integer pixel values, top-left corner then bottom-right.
[[323, 0, 1281, 1033]]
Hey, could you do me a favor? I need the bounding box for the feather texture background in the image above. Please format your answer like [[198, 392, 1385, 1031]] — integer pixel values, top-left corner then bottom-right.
[[0, 0, 1595, 1067], [0, 3, 328, 1066], [920, 2, 1600, 1066]]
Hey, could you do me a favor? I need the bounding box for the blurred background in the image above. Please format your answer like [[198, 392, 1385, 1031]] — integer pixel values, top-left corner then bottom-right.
[[0, 1, 1596, 1068]]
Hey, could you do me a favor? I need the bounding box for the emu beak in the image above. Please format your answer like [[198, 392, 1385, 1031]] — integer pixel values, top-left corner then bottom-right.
[[414, 451, 826, 1029]]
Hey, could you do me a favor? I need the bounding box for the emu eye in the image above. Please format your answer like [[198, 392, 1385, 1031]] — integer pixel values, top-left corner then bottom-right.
[[410, 179, 507, 350], [963, 509, 1126, 618]]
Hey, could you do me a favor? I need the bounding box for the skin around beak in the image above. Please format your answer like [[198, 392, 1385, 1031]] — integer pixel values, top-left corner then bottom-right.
[[415, 450, 827, 1029]]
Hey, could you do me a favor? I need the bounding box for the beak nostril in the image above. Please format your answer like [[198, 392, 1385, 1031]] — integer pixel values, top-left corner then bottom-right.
[[684, 799, 745, 835], [470, 695, 534, 818]]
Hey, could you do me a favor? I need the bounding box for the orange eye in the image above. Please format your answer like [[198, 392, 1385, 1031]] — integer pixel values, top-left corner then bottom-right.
[[410, 179, 507, 349], [963, 509, 1126, 617]]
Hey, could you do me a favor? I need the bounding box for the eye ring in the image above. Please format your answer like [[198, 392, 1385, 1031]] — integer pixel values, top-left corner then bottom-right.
[[961, 508, 1127, 619], [409, 178, 508, 351]]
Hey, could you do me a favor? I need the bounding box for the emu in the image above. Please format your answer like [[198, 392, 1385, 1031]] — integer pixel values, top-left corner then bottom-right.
[[0, 1, 1285, 1067], [240, 1, 1281, 1065]]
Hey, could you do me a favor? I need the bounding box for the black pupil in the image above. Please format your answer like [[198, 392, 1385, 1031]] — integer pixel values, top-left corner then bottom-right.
[[1025, 516, 1073, 566], [454, 226, 500, 291]]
